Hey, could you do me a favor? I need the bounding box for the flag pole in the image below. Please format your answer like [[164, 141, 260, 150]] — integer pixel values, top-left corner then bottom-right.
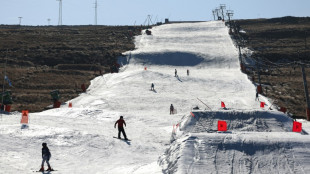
[[1, 49, 7, 111]]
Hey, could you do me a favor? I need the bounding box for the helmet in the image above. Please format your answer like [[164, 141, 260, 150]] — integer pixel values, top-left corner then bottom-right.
[[42, 143, 47, 147], [120, 116, 123, 119]]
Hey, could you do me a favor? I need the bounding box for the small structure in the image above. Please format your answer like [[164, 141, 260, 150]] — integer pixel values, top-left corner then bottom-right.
[[146, 29, 152, 35]]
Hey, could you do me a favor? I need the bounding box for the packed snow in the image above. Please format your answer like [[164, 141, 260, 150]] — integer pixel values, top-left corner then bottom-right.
[[1, 21, 310, 174]]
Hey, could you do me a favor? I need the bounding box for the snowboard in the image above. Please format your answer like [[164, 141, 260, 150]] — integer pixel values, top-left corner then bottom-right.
[[113, 136, 131, 141]]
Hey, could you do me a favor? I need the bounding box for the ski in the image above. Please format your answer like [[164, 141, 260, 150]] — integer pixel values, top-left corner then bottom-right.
[[113, 136, 131, 141]]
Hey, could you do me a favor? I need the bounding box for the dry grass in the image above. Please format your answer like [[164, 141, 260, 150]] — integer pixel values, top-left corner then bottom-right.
[[0, 66, 96, 112], [247, 67, 310, 118], [0, 25, 141, 112], [236, 16, 310, 119]]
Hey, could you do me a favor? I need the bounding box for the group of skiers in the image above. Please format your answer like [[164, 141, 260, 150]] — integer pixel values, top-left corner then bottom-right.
[[38, 69, 189, 171], [39, 116, 128, 171], [175, 69, 190, 77], [151, 69, 189, 115]]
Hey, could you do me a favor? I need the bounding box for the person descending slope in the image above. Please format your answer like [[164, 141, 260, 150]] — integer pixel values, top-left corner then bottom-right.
[[187, 69, 189, 76], [175, 69, 177, 77], [170, 104, 174, 115], [114, 116, 128, 140], [151, 83, 154, 91], [39, 143, 54, 172]]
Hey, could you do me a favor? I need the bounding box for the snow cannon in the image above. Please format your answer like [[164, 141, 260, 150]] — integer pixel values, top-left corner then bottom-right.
[[0, 91, 13, 112], [50, 90, 61, 108], [50, 90, 60, 102], [0, 90, 13, 105]]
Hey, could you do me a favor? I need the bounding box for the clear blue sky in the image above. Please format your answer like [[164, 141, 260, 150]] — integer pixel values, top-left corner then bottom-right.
[[0, 0, 309, 26]]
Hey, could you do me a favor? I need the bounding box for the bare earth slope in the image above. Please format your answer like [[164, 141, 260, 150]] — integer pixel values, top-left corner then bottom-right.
[[0, 25, 140, 112], [235, 16, 310, 119]]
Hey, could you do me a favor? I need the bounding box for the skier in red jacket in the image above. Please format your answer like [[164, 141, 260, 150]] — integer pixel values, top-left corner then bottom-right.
[[114, 116, 128, 140]]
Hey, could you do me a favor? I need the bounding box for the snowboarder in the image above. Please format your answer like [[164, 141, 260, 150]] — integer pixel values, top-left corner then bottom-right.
[[39, 143, 53, 172], [151, 83, 154, 91], [170, 104, 174, 115], [187, 69, 189, 76], [175, 69, 177, 77], [114, 116, 128, 140]]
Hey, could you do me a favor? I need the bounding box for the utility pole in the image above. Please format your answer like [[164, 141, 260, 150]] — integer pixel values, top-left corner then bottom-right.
[[212, 10, 216, 21], [18, 17, 22, 25], [305, 31, 307, 49], [57, 0, 62, 25], [256, 58, 262, 94], [1, 50, 8, 111], [301, 65, 310, 120], [220, 4, 226, 20], [226, 10, 234, 33], [94, 0, 98, 25], [214, 8, 219, 20], [238, 45, 242, 63]]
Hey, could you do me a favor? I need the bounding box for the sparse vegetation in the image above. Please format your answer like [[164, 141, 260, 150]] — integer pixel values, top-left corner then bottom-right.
[[0, 25, 140, 112], [235, 16, 310, 119]]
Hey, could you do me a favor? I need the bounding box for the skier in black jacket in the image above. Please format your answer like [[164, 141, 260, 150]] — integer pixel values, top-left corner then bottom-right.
[[39, 143, 53, 172]]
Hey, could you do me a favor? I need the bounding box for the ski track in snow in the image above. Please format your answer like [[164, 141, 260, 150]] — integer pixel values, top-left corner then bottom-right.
[[1, 21, 310, 174]]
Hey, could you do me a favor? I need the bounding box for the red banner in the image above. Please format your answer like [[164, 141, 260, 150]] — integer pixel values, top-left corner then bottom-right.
[[218, 120, 227, 131], [260, 102, 265, 108], [221, 101, 225, 108], [190, 112, 195, 117], [21, 110, 29, 124], [292, 121, 302, 132]]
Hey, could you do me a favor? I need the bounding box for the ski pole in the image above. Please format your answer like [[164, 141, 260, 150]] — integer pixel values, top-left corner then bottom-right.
[[197, 98, 212, 110]]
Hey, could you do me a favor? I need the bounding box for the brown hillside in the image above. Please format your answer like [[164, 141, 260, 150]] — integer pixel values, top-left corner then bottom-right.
[[234, 16, 310, 119], [0, 25, 140, 112]]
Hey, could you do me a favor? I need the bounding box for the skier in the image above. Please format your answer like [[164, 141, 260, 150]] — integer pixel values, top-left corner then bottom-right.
[[39, 143, 53, 172], [114, 116, 128, 140], [175, 69, 177, 77], [170, 104, 174, 115], [151, 83, 154, 91], [187, 69, 189, 76], [255, 91, 259, 101]]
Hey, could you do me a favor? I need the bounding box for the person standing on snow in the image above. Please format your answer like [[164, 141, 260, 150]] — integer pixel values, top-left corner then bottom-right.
[[39, 143, 53, 172], [114, 116, 128, 140], [170, 104, 174, 115], [175, 69, 177, 77], [255, 91, 259, 101], [187, 69, 189, 76], [151, 83, 154, 91]]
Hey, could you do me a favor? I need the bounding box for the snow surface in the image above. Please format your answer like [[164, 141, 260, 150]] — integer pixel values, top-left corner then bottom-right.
[[1, 21, 310, 174]]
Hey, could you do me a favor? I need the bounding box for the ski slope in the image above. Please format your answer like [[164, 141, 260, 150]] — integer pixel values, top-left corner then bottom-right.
[[1, 21, 310, 174]]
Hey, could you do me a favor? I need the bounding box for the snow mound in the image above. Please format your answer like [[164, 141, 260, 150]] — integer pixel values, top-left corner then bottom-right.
[[160, 111, 310, 174], [180, 110, 293, 133]]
